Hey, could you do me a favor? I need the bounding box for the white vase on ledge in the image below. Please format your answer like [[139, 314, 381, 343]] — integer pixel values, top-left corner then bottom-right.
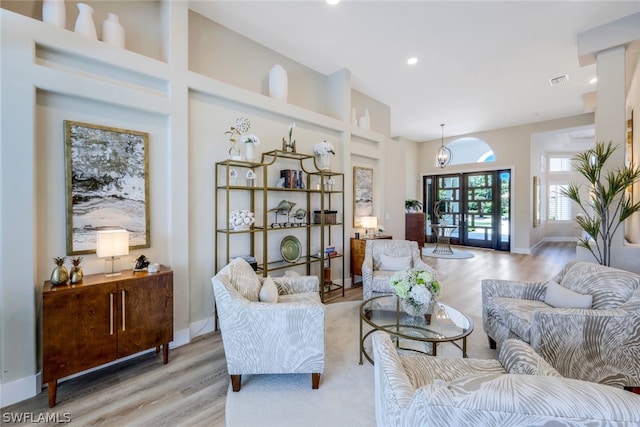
[[269, 64, 288, 101], [102, 13, 125, 48], [74, 3, 97, 40], [42, 0, 66, 29]]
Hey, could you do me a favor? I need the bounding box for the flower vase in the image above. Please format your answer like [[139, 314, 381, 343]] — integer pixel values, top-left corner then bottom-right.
[[229, 143, 241, 160], [42, 0, 66, 29], [315, 153, 330, 171], [244, 143, 255, 162], [401, 294, 431, 317], [269, 64, 288, 101], [102, 12, 125, 48], [74, 3, 97, 40]]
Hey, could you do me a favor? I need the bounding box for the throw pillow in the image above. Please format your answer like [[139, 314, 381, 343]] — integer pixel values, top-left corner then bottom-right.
[[379, 254, 412, 271], [259, 275, 279, 303], [544, 280, 593, 309], [222, 257, 262, 301]]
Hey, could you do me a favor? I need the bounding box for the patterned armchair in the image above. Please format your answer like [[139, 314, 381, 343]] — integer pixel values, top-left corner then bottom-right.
[[482, 261, 640, 388], [372, 331, 640, 426], [362, 239, 436, 300], [211, 257, 325, 391]]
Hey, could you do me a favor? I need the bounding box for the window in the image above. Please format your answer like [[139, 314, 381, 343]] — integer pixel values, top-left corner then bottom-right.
[[549, 156, 572, 172], [548, 184, 571, 221]]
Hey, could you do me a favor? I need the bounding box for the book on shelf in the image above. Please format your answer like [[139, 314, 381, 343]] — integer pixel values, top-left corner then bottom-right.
[[280, 169, 304, 189]]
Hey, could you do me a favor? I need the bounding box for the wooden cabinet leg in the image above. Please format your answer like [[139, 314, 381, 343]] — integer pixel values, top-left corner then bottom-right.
[[162, 343, 169, 364], [48, 381, 57, 408], [156, 345, 160, 353]]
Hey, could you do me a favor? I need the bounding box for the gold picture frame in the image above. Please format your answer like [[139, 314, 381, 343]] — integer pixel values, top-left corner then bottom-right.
[[353, 166, 374, 227], [65, 120, 150, 255], [533, 176, 540, 227]]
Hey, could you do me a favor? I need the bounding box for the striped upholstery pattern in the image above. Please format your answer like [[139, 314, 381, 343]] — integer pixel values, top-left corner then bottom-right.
[[211, 259, 325, 379], [372, 332, 640, 426], [362, 240, 437, 300], [482, 261, 640, 387]]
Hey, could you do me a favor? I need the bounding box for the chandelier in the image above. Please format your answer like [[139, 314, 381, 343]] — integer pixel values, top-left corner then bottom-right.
[[435, 123, 452, 168]]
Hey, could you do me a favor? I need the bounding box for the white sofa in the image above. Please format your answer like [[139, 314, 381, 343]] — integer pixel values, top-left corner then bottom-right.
[[372, 331, 640, 426]]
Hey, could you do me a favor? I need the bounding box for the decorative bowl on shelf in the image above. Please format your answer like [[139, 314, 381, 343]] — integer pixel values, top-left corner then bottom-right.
[[230, 210, 255, 230]]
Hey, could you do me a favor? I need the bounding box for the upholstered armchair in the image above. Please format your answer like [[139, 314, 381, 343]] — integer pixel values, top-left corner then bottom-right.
[[361, 239, 436, 300], [482, 260, 640, 388], [372, 331, 640, 427], [211, 257, 325, 391]]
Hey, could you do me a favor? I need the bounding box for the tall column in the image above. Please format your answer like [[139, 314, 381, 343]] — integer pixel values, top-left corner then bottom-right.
[[595, 46, 626, 165]]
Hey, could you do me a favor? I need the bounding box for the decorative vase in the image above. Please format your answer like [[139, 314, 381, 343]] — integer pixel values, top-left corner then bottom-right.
[[229, 143, 241, 160], [400, 294, 431, 317], [74, 3, 97, 40], [269, 64, 288, 101], [315, 153, 330, 171], [244, 143, 255, 161], [102, 12, 125, 48], [69, 266, 83, 284], [50, 265, 69, 285], [364, 108, 371, 129], [42, 0, 66, 29]]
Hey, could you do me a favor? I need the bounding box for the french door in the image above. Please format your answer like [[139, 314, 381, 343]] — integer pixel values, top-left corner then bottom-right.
[[423, 170, 510, 251]]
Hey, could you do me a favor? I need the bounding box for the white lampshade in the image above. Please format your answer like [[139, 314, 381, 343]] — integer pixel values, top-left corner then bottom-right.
[[96, 229, 129, 276], [96, 229, 130, 258], [361, 216, 378, 229]]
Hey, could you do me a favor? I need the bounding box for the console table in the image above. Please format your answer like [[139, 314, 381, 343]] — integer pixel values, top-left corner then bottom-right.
[[42, 266, 173, 407], [350, 235, 392, 286]]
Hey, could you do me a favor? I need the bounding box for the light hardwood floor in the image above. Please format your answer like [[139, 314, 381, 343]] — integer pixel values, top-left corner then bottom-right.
[[2, 242, 575, 426]]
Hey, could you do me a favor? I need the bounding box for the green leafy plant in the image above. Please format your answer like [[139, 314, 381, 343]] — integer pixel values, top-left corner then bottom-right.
[[405, 199, 423, 212], [562, 141, 640, 266]]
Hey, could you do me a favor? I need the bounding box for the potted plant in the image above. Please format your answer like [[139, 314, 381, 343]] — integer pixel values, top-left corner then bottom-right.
[[562, 141, 640, 266], [405, 199, 423, 213]]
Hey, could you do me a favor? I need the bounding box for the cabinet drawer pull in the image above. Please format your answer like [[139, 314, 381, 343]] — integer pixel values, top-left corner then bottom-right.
[[109, 293, 114, 336], [121, 290, 126, 331]]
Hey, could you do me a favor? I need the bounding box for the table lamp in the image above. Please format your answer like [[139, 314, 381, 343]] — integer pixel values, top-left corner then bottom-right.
[[361, 216, 378, 239], [96, 229, 129, 276]]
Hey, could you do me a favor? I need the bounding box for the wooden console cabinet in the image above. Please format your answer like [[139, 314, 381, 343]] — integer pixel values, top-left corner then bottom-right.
[[405, 212, 426, 248], [43, 266, 173, 407], [350, 235, 392, 286]]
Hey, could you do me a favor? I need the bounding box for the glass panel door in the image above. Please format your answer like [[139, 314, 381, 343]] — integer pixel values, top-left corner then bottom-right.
[[424, 169, 510, 251]]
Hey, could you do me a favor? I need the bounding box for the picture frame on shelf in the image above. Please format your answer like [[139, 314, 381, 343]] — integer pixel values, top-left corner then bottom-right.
[[64, 120, 150, 255], [353, 166, 374, 227]]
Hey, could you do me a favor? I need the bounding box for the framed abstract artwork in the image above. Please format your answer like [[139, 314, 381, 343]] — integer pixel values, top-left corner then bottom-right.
[[353, 166, 374, 227], [65, 121, 150, 254]]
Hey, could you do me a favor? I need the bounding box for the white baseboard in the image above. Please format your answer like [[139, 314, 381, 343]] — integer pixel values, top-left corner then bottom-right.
[[511, 247, 531, 254], [0, 372, 40, 407]]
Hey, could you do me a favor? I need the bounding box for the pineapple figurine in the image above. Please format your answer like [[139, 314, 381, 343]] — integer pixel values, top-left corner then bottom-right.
[[50, 256, 69, 285], [69, 256, 84, 284]]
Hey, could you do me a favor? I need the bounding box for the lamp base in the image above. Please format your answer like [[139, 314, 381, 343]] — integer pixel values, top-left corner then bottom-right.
[[104, 257, 122, 277]]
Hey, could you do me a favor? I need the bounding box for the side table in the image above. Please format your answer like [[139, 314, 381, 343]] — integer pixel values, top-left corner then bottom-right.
[[350, 235, 392, 286]]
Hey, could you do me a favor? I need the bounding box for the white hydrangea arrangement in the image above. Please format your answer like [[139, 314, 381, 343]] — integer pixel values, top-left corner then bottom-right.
[[390, 268, 441, 313], [313, 140, 336, 155], [241, 134, 261, 145]]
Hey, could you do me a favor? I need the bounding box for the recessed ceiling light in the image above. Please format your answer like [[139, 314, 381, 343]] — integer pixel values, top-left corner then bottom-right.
[[327, 0, 340, 5], [590, 77, 598, 84], [407, 57, 418, 65]]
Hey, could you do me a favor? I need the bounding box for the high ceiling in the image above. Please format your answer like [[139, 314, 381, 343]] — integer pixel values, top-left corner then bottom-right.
[[190, 1, 640, 142]]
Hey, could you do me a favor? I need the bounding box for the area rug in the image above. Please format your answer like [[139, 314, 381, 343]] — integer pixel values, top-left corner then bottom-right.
[[422, 246, 474, 259], [225, 301, 375, 427]]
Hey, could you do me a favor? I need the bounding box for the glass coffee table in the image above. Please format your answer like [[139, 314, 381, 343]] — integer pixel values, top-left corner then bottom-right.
[[359, 295, 474, 364]]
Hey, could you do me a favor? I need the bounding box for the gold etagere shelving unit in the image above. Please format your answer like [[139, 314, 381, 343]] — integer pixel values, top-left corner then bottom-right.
[[215, 150, 344, 301]]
